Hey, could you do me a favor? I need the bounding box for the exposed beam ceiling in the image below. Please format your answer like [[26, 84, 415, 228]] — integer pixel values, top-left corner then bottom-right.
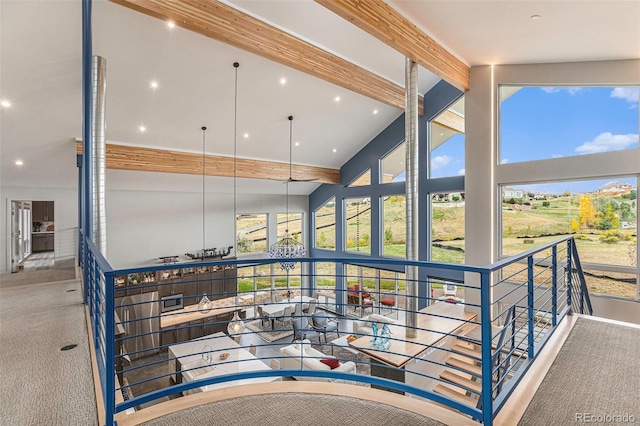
[[435, 110, 464, 134], [315, 0, 470, 91], [109, 0, 425, 115], [76, 141, 340, 184]]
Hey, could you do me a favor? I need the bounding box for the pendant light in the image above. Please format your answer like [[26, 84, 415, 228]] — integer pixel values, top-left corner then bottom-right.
[[269, 115, 306, 271], [198, 125, 212, 313], [229, 62, 245, 340]]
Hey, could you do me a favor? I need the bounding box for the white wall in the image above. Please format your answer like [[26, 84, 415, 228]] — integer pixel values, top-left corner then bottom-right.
[[1, 186, 78, 273], [464, 59, 640, 323], [106, 189, 308, 269]]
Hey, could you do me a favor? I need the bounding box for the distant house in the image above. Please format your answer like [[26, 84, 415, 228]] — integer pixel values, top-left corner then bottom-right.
[[502, 187, 524, 200], [533, 192, 547, 200], [597, 182, 633, 194]]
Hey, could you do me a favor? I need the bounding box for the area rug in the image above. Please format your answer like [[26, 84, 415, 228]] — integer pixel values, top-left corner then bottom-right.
[[245, 320, 293, 342]]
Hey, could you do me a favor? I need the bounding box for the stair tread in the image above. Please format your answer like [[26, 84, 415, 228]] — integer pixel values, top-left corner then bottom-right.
[[440, 369, 482, 394], [446, 356, 482, 376], [433, 384, 478, 406], [452, 343, 481, 359]]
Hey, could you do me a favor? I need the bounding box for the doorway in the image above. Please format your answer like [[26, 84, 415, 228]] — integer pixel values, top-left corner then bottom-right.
[[9, 200, 55, 273]]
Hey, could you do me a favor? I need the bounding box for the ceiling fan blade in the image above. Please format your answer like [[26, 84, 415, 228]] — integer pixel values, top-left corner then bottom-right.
[[283, 177, 317, 183]]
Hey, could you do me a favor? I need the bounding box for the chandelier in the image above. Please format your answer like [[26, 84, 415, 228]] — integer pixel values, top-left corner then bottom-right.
[[269, 115, 305, 271]]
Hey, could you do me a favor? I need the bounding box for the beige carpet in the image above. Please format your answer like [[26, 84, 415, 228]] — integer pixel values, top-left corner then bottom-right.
[[518, 317, 640, 425], [140, 392, 445, 426], [0, 278, 97, 425], [0, 258, 76, 288]]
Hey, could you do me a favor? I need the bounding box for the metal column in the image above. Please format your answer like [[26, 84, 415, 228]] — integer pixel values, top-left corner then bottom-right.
[[91, 56, 107, 256], [405, 58, 419, 338]]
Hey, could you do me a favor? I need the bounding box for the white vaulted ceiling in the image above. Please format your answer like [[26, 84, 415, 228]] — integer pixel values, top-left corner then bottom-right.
[[1, 0, 638, 195]]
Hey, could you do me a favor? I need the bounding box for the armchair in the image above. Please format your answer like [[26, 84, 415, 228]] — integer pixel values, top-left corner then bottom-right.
[[352, 313, 397, 336], [310, 312, 340, 343]]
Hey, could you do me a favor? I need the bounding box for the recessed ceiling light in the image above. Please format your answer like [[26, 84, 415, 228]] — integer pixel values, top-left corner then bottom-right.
[[15, 160, 23, 166], [167, 21, 176, 28], [139, 125, 146, 133], [334, 96, 341, 102], [440, 133, 444, 136], [280, 77, 287, 85], [1, 100, 11, 108], [332, 148, 337, 153], [243, 132, 249, 139], [530, 14, 542, 20], [295, 142, 300, 147], [373, 109, 378, 115], [150, 80, 159, 89]]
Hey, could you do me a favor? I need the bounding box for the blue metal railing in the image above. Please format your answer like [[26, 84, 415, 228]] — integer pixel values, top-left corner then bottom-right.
[[82, 235, 591, 425]]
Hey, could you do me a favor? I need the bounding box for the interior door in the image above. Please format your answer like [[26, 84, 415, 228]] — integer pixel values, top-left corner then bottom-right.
[[22, 205, 31, 256], [10, 201, 21, 272]]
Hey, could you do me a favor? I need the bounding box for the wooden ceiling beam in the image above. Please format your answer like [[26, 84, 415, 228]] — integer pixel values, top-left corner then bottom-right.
[[109, 0, 424, 115], [434, 110, 465, 134], [76, 141, 340, 184], [315, 0, 470, 91]]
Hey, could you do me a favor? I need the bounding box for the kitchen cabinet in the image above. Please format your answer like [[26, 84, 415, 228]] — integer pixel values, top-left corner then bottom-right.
[[32, 235, 46, 252], [32, 233, 54, 252], [32, 201, 54, 222], [45, 234, 54, 251]]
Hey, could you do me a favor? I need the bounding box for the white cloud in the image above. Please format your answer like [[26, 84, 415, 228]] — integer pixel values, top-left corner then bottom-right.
[[540, 87, 584, 95], [431, 155, 452, 170], [457, 168, 465, 176], [500, 158, 509, 164], [610, 87, 639, 103], [552, 154, 564, 158], [575, 132, 639, 154]]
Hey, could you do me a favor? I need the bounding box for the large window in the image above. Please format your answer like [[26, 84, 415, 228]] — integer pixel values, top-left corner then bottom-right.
[[430, 96, 465, 178], [380, 142, 405, 183], [500, 179, 637, 266], [500, 86, 639, 164], [236, 213, 267, 254], [500, 179, 637, 298], [348, 169, 371, 187], [431, 192, 465, 264], [314, 198, 335, 250], [277, 213, 302, 244], [382, 195, 406, 257], [345, 197, 371, 254]]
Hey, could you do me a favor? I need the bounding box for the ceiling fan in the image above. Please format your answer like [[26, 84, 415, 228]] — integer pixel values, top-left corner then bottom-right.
[[282, 115, 317, 183]]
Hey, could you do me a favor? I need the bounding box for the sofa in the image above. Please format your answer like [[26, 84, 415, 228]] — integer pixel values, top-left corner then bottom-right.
[[279, 340, 356, 382], [352, 313, 397, 336]]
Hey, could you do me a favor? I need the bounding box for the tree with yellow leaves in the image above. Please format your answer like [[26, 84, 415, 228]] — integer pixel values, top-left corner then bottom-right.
[[579, 196, 595, 229]]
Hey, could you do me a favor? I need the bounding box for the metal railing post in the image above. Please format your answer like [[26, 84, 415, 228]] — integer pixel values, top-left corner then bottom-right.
[[551, 245, 558, 326], [480, 271, 493, 425], [527, 256, 535, 359], [104, 271, 115, 426], [566, 240, 573, 315]]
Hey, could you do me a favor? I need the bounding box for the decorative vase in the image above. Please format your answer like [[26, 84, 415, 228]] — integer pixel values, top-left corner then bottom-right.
[[378, 324, 391, 351]]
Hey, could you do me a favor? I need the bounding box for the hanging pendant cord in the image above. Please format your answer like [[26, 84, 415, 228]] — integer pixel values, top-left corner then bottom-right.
[[233, 62, 239, 250], [286, 115, 293, 235], [202, 126, 207, 253]]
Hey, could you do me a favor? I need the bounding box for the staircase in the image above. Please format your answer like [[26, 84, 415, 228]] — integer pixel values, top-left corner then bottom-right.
[[433, 338, 483, 407]]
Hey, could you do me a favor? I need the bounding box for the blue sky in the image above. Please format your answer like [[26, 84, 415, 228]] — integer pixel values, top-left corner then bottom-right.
[[429, 86, 640, 192]]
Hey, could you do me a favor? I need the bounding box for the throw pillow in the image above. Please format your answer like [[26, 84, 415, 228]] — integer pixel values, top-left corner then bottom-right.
[[319, 358, 340, 369]]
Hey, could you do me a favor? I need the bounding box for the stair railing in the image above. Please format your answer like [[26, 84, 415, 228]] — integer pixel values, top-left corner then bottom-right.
[[569, 239, 593, 315]]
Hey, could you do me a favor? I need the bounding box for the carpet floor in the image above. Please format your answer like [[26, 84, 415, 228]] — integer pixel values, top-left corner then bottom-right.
[[139, 392, 446, 426], [518, 317, 640, 425], [0, 278, 97, 425]]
